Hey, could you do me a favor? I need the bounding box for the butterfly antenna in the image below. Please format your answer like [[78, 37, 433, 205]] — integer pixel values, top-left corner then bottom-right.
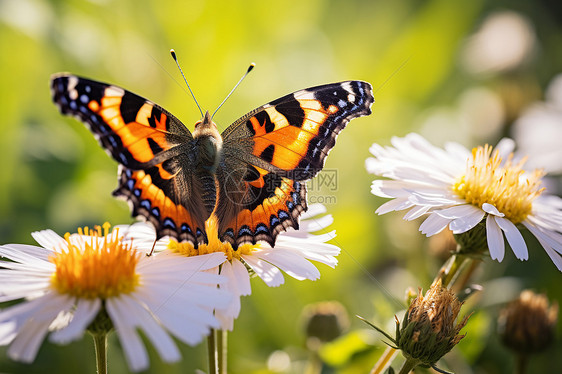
[[212, 62, 255, 119], [170, 49, 204, 117], [147, 238, 157, 257]]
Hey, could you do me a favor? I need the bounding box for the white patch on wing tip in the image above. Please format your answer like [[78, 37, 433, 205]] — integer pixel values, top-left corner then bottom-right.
[[105, 85, 125, 97], [68, 76, 79, 100], [348, 93, 355, 103]]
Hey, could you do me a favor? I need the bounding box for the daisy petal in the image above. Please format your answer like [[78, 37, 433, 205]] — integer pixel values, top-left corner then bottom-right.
[[375, 198, 413, 214], [449, 208, 485, 234], [420, 213, 452, 236], [243, 255, 284, 287], [49, 298, 101, 344], [253, 249, 321, 281], [482, 203, 505, 217], [486, 215, 505, 261], [495, 217, 529, 260], [106, 297, 149, 372], [31, 230, 65, 251]]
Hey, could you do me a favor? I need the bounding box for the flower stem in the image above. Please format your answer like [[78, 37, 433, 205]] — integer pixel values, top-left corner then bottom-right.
[[516, 353, 529, 374], [439, 253, 468, 288], [91, 332, 108, 374], [208, 329, 218, 374], [398, 357, 420, 374], [217, 329, 228, 374]]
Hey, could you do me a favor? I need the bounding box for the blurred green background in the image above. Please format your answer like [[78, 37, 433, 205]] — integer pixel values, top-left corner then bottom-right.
[[1, 0, 561, 373]]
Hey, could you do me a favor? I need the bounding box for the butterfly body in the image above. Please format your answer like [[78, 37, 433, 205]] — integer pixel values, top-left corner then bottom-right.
[[51, 74, 374, 248]]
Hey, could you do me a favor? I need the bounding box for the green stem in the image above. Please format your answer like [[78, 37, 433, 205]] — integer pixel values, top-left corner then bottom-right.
[[92, 332, 108, 374], [207, 329, 218, 374], [398, 357, 420, 374], [515, 353, 528, 374], [217, 329, 228, 374], [439, 253, 468, 288]]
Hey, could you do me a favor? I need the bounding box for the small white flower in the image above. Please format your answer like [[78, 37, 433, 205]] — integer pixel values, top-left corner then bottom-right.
[[126, 204, 340, 330], [513, 73, 562, 175], [0, 223, 229, 372], [366, 133, 562, 271]]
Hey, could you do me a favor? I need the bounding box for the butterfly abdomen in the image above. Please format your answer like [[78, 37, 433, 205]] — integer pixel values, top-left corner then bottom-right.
[[191, 111, 224, 217]]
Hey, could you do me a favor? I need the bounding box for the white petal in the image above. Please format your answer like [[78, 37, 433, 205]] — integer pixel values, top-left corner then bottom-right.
[[31, 230, 65, 251], [495, 217, 529, 260], [273, 241, 339, 267], [243, 255, 284, 287], [523, 220, 562, 255], [486, 215, 505, 261], [252, 250, 320, 281], [7, 319, 51, 363], [49, 299, 101, 344], [419, 213, 452, 236], [0, 245, 54, 270], [214, 261, 249, 331], [533, 236, 562, 272], [297, 214, 333, 234], [106, 298, 149, 372], [121, 295, 181, 364], [375, 198, 413, 214], [449, 208, 485, 234], [527, 219, 562, 253], [435, 204, 482, 219], [5, 293, 74, 363], [408, 190, 463, 207], [403, 205, 431, 220], [231, 260, 252, 296], [300, 203, 326, 219], [0, 244, 52, 261], [495, 138, 516, 158], [482, 203, 505, 217]]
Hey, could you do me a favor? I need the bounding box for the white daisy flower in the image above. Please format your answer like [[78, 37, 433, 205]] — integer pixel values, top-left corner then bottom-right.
[[125, 204, 340, 331], [366, 133, 562, 271], [0, 223, 229, 372]]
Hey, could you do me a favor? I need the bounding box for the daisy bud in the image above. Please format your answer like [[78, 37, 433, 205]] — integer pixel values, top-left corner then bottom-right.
[[498, 290, 558, 354], [302, 301, 349, 350], [396, 280, 470, 368]]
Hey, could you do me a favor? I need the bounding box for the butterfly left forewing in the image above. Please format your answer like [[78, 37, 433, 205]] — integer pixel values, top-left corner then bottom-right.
[[216, 81, 374, 247], [51, 74, 210, 245]]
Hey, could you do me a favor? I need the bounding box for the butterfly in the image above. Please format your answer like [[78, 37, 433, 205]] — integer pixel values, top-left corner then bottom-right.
[[51, 73, 374, 248]]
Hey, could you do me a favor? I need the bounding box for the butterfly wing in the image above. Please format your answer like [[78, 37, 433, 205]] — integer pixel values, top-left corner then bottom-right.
[[216, 80, 374, 247], [50, 74, 209, 245]]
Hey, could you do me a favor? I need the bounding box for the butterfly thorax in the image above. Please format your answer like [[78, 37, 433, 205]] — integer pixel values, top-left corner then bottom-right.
[[192, 110, 223, 217], [192, 110, 223, 175]]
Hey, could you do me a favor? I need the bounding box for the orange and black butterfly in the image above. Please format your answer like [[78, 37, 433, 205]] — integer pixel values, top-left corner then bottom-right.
[[51, 73, 374, 248]]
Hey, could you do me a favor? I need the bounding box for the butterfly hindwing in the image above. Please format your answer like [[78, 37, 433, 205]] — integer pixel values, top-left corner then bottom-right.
[[215, 157, 308, 247], [51, 74, 209, 245], [216, 81, 374, 247]]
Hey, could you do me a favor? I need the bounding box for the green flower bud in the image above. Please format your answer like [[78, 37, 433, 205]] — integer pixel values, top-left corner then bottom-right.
[[302, 301, 349, 351], [396, 280, 469, 367]]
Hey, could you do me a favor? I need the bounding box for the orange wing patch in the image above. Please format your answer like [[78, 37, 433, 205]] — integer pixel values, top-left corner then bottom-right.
[[219, 175, 307, 248], [114, 167, 204, 244], [243, 81, 374, 181]]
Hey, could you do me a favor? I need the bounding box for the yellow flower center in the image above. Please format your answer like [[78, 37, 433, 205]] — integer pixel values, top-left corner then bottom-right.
[[452, 145, 545, 224], [168, 215, 255, 260], [50, 223, 141, 299]]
